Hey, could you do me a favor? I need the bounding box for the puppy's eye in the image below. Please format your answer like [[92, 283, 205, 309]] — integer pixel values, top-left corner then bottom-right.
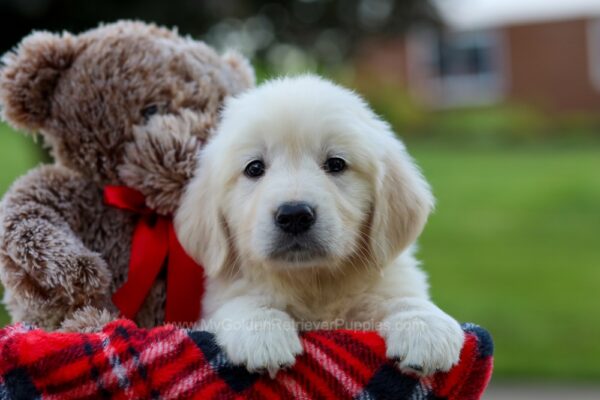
[[323, 157, 346, 174], [141, 104, 159, 121], [244, 160, 265, 178]]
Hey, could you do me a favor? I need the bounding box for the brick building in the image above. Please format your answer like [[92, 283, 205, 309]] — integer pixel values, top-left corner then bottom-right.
[[356, 0, 600, 113]]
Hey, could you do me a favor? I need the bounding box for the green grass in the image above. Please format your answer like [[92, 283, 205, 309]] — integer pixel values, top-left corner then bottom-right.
[[0, 124, 42, 195], [0, 121, 599, 380], [412, 144, 600, 380]]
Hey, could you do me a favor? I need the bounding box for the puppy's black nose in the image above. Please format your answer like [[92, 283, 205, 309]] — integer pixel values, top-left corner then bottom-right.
[[274, 202, 316, 234]]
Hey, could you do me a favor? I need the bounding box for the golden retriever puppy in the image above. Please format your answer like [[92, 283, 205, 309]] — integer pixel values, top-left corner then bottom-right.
[[175, 75, 464, 377]]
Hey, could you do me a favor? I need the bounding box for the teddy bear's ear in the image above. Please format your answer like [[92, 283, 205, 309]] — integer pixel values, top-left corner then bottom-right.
[[0, 31, 76, 132], [222, 50, 256, 92]]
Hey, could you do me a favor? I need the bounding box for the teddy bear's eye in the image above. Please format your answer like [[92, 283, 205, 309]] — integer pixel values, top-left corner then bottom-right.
[[141, 104, 159, 121]]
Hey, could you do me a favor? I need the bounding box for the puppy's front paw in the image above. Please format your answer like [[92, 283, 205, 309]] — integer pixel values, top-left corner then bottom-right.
[[215, 309, 303, 378], [380, 311, 464, 376]]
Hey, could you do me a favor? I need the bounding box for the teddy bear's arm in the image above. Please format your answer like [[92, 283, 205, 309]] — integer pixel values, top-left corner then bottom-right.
[[118, 111, 203, 215], [0, 165, 112, 310]]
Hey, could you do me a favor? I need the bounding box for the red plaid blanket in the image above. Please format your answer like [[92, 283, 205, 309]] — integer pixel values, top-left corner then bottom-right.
[[0, 320, 493, 399]]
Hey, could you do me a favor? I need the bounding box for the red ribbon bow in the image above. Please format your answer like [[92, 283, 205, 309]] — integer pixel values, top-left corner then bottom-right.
[[104, 186, 204, 324]]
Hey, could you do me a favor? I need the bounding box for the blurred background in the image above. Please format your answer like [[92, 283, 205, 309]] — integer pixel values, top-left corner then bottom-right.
[[0, 0, 599, 398]]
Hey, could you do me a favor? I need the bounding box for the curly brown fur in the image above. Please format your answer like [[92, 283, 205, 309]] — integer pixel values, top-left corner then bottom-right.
[[0, 21, 254, 331], [119, 110, 208, 215]]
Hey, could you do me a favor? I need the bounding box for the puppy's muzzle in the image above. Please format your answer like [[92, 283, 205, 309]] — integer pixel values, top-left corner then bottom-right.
[[274, 202, 316, 235]]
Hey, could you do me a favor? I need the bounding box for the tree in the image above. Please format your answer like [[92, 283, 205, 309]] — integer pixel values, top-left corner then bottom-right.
[[0, 0, 438, 62]]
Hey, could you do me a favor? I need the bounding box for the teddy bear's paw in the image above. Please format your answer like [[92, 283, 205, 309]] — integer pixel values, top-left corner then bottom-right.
[[119, 114, 203, 216], [50, 252, 111, 303], [60, 306, 117, 333], [381, 310, 464, 376], [214, 309, 303, 378]]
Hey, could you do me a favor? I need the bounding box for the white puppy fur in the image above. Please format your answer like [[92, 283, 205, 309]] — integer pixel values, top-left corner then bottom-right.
[[175, 75, 464, 377]]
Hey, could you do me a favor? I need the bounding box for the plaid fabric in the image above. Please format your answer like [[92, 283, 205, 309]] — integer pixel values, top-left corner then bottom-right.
[[0, 320, 493, 400]]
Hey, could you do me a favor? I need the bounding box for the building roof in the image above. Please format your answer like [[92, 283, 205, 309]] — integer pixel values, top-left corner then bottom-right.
[[434, 0, 600, 30]]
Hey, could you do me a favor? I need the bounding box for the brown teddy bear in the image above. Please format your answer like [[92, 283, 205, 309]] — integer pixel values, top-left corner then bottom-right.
[[0, 21, 254, 331]]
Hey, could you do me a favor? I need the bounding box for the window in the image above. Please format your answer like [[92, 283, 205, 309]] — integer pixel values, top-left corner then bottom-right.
[[435, 35, 496, 77], [406, 28, 507, 107]]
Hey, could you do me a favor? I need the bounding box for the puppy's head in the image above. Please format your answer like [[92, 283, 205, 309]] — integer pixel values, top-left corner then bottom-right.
[[176, 76, 434, 277]]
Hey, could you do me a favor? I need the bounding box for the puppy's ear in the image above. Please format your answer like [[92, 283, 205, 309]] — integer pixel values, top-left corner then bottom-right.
[[369, 135, 434, 266], [0, 31, 76, 132], [175, 148, 231, 277]]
